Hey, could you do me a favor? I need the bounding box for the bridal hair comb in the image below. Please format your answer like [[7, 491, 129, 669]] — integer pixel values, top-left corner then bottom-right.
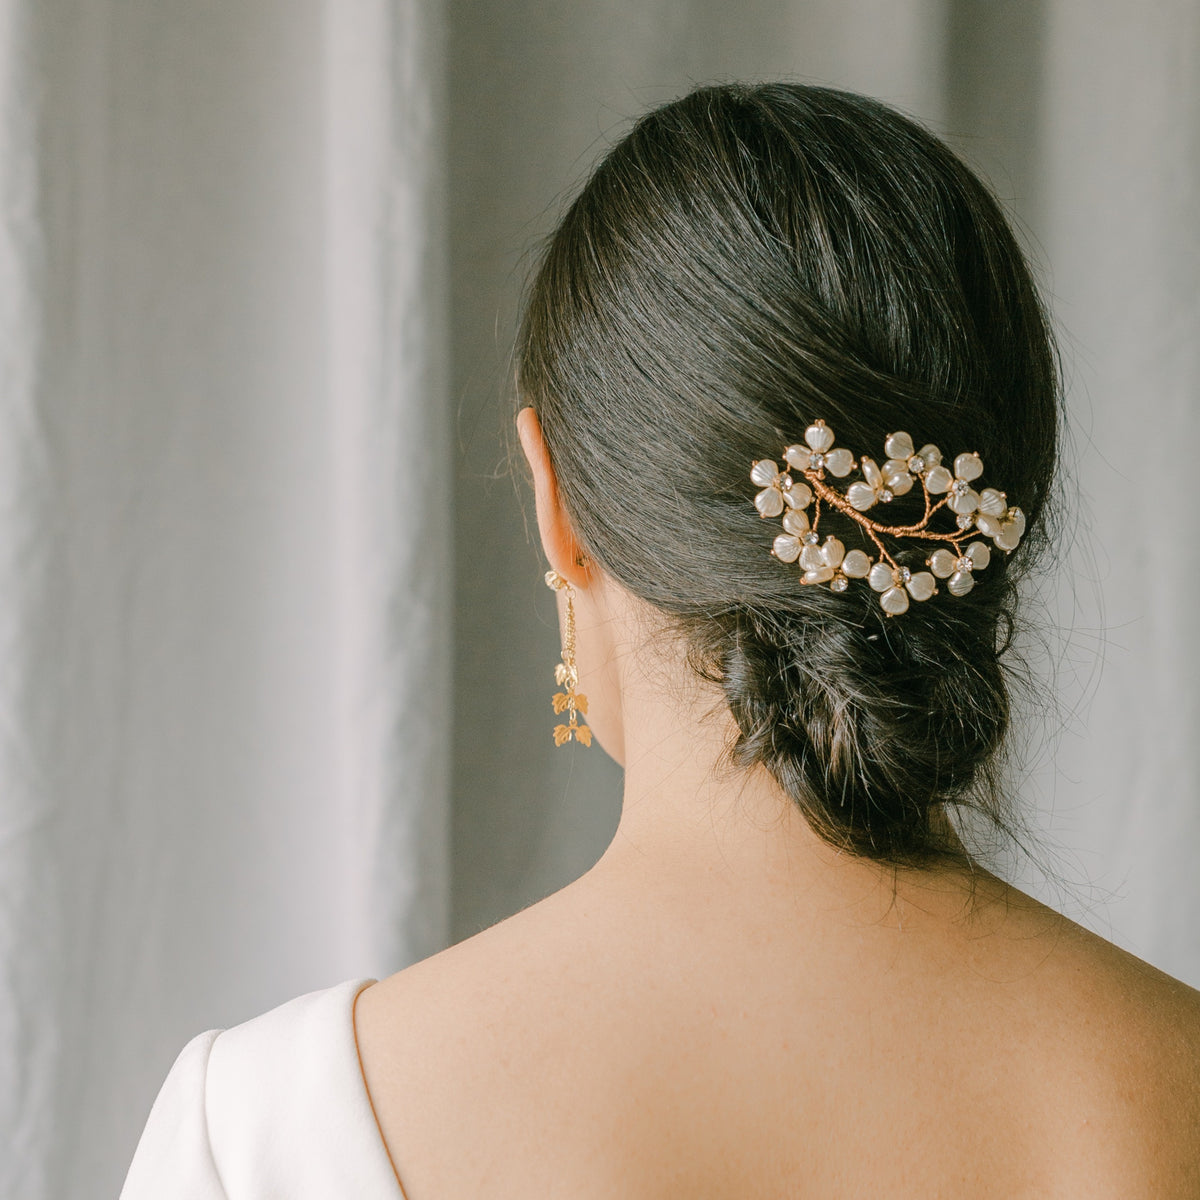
[[750, 420, 1026, 615]]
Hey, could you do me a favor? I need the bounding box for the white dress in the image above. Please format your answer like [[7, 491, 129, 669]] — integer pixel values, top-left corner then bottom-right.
[[120, 978, 404, 1198]]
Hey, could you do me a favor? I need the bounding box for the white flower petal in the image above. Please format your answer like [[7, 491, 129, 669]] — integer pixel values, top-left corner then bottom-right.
[[888, 471, 914, 497], [947, 570, 975, 596], [783, 445, 809, 470], [781, 508, 810, 536], [799, 544, 826, 571], [906, 571, 936, 601], [974, 512, 1002, 538], [929, 548, 957, 578], [918, 443, 942, 467], [847, 481, 877, 511], [884, 431, 915, 461], [783, 480, 813, 509], [966, 541, 991, 570], [995, 524, 1021, 551], [773, 533, 801, 562], [1009, 507, 1027, 538], [880, 586, 910, 615], [925, 465, 953, 494], [750, 460, 779, 487], [805, 422, 835, 453], [825, 447, 855, 477], [803, 566, 835, 584], [755, 488, 784, 517], [861, 456, 883, 490], [841, 549, 871, 578], [978, 487, 1007, 517], [868, 562, 895, 592], [953, 452, 984, 482], [948, 486, 980, 515], [821, 536, 845, 569]]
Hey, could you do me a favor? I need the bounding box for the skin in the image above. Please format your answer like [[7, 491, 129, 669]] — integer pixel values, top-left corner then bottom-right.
[[353, 407, 1200, 1199]]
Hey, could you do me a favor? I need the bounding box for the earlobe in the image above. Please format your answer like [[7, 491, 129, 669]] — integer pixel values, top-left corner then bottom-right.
[[517, 406, 590, 587]]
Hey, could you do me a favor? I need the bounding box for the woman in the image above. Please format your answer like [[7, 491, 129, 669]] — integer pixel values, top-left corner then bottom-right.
[[123, 82, 1200, 1197]]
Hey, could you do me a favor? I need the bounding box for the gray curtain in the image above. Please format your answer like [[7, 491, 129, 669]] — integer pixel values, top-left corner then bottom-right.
[[0, 2, 1196, 1197], [0, 2, 450, 1197]]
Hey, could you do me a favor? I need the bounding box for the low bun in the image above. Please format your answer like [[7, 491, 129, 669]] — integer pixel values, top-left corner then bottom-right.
[[699, 585, 1012, 861], [517, 82, 1060, 864]]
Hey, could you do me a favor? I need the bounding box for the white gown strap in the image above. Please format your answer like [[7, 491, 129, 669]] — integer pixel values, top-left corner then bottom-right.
[[122, 978, 401, 1199]]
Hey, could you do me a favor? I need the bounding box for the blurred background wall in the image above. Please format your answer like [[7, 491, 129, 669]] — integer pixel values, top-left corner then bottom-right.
[[0, 1, 1197, 1196]]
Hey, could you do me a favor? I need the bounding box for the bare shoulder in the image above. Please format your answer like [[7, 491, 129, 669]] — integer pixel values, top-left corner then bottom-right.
[[354, 873, 1200, 1198], [356, 881, 604, 1045], [354, 888, 635, 1197], [1075, 919, 1200, 1093], [968, 883, 1200, 1190], [1008, 888, 1200, 1075]]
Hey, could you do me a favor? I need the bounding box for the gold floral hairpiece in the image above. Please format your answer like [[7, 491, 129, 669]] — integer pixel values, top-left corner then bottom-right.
[[751, 420, 1026, 615]]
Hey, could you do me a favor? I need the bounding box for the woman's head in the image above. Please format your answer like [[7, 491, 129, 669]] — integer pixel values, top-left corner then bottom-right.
[[516, 82, 1060, 865]]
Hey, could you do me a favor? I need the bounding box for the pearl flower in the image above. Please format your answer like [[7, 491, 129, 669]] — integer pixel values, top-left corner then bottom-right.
[[925, 451, 985, 518], [867, 560, 937, 614], [844, 431, 944, 512], [784, 421, 856, 477], [750, 459, 813, 518], [930, 540, 991, 596], [882, 431, 943, 478], [846, 456, 897, 511], [796, 534, 847, 585], [876, 431, 944, 500]]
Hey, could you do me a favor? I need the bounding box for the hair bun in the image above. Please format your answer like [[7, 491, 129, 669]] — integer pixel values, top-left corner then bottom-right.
[[709, 594, 1010, 861]]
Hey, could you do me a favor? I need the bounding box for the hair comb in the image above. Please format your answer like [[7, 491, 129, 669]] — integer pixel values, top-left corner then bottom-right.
[[751, 420, 1025, 615]]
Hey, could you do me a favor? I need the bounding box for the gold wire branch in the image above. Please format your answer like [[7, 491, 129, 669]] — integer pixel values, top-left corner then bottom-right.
[[751, 420, 1027, 614], [805, 468, 964, 571]]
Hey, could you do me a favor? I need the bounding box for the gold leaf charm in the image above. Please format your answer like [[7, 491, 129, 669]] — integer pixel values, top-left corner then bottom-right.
[[544, 568, 591, 747]]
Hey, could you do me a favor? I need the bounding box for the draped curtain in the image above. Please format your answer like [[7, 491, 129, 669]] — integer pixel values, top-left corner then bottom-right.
[[0, 3, 450, 1197], [0, 2, 1196, 1196]]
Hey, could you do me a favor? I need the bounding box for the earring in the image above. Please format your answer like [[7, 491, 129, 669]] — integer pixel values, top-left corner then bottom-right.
[[544, 569, 592, 747]]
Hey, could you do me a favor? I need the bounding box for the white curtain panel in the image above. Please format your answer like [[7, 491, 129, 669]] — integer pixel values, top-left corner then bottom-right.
[[1033, 0, 1200, 984], [0, 1, 450, 1197]]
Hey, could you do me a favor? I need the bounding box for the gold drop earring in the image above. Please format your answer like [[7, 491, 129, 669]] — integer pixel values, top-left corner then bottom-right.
[[544, 568, 592, 747]]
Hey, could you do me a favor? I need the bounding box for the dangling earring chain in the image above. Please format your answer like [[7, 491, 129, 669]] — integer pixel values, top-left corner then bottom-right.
[[545, 569, 592, 747]]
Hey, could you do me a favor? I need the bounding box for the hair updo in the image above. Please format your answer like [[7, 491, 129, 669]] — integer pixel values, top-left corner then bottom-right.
[[517, 82, 1060, 865]]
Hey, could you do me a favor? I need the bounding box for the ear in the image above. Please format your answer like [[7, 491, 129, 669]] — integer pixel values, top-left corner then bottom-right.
[[516, 406, 591, 588]]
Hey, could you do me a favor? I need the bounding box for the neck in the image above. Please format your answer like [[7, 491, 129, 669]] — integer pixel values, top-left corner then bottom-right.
[[577, 583, 979, 927]]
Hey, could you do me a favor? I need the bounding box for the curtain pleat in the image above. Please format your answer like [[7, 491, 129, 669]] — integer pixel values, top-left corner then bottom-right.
[[0, 2, 449, 1196]]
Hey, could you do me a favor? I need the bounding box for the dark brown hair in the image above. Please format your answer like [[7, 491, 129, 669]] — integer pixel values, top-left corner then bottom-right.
[[517, 82, 1060, 864]]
